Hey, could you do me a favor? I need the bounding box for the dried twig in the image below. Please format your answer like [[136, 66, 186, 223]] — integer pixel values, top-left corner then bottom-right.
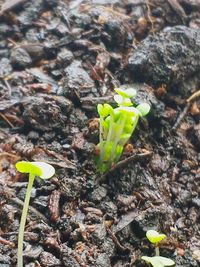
[[187, 90, 200, 103], [106, 228, 130, 253], [0, 0, 27, 15], [97, 151, 152, 183], [172, 103, 190, 130], [109, 151, 152, 173], [173, 89, 200, 130], [167, 0, 187, 21], [4, 79, 12, 96], [146, 0, 155, 33], [0, 112, 14, 128]]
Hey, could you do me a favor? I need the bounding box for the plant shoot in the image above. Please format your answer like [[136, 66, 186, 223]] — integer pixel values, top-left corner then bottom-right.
[[15, 161, 55, 267], [142, 230, 175, 267], [97, 87, 150, 172]]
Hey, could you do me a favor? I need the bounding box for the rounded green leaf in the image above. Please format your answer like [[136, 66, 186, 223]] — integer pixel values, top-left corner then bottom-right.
[[99, 104, 113, 117], [149, 257, 164, 267], [16, 161, 42, 177], [155, 257, 175, 266], [141, 256, 152, 263], [142, 256, 175, 267], [104, 103, 113, 115], [115, 88, 136, 98], [124, 124, 133, 134], [31, 162, 55, 179], [124, 88, 137, 97], [146, 230, 166, 244], [16, 161, 55, 179], [97, 104, 103, 116], [136, 103, 150, 116], [114, 94, 133, 107], [113, 109, 121, 122], [117, 106, 140, 116], [114, 94, 123, 105], [122, 98, 133, 107]]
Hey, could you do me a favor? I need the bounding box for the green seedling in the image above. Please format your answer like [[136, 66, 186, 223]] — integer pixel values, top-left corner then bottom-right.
[[15, 161, 55, 267], [141, 256, 175, 267], [147, 230, 167, 256], [97, 87, 150, 173], [141, 230, 175, 267]]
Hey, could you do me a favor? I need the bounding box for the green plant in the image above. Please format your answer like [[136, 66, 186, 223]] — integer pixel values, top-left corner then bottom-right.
[[96, 87, 150, 173], [141, 230, 175, 267], [15, 161, 55, 267], [141, 256, 175, 267]]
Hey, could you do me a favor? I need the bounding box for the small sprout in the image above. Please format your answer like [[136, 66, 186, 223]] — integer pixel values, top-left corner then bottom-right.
[[146, 230, 166, 244], [96, 86, 150, 173], [136, 103, 151, 117], [141, 256, 175, 267], [115, 87, 137, 98], [114, 94, 132, 106], [15, 161, 55, 267], [142, 230, 175, 267]]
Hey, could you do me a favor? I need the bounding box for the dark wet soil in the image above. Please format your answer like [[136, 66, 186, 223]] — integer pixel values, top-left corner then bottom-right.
[[0, 0, 199, 266]]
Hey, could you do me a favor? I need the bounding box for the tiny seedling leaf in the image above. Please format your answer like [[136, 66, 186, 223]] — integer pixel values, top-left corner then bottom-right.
[[99, 104, 114, 117], [146, 230, 166, 244], [97, 104, 103, 116], [16, 161, 42, 177], [117, 106, 139, 116], [155, 257, 175, 266], [142, 256, 163, 267], [16, 161, 55, 179], [114, 94, 123, 105], [115, 88, 136, 98], [142, 256, 175, 267], [136, 103, 151, 116], [31, 162, 55, 179], [114, 94, 132, 106], [141, 256, 152, 263]]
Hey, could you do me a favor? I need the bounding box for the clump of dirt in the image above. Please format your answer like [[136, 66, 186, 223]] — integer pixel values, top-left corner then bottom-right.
[[128, 26, 200, 96]]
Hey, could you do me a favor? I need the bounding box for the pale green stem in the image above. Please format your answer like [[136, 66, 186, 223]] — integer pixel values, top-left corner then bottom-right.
[[155, 246, 160, 256], [17, 174, 35, 267], [106, 113, 114, 143], [101, 112, 114, 162], [99, 116, 104, 161], [110, 113, 126, 164], [130, 115, 139, 135], [120, 115, 139, 147]]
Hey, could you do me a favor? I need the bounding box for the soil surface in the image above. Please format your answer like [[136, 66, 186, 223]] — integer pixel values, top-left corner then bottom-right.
[[0, 0, 200, 266]]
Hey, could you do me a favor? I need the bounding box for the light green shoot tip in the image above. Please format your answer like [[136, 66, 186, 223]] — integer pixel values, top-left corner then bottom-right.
[[146, 230, 166, 244], [136, 103, 151, 116], [141, 256, 175, 267], [15, 161, 55, 179], [115, 87, 136, 98]]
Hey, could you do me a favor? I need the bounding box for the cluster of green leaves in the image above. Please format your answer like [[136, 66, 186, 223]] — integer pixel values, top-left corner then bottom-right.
[[97, 87, 150, 173], [142, 230, 175, 267]]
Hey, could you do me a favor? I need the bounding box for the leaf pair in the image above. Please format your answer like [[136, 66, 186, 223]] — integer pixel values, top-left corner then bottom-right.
[[142, 230, 175, 267]]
